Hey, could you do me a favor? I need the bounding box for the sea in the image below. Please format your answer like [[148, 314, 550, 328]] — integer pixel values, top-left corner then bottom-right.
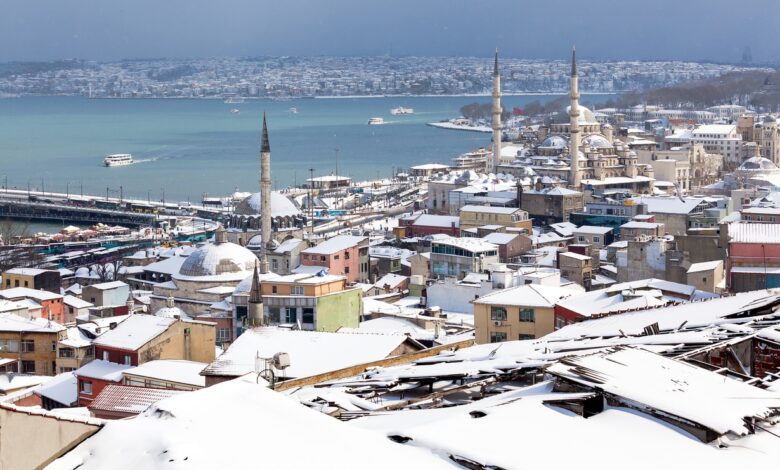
[[0, 94, 611, 233]]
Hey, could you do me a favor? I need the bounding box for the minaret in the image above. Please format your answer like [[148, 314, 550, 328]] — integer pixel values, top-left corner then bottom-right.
[[490, 49, 502, 175], [260, 113, 272, 274], [569, 46, 581, 189], [247, 262, 264, 327]]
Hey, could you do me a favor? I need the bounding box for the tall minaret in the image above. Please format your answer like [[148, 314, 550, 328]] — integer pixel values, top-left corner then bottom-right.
[[490, 48, 502, 175], [260, 113, 272, 274], [569, 46, 581, 189], [247, 262, 264, 327]]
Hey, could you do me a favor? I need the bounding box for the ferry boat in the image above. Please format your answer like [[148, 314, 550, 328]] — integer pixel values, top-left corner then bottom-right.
[[288, 107, 298, 114], [451, 148, 490, 171], [230, 108, 240, 114], [390, 106, 414, 115], [368, 117, 385, 125], [104, 154, 134, 167], [223, 96, 245, 104]]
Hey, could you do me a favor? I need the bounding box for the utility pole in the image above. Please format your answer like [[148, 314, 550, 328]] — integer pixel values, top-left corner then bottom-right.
[[334, 147, 339, 177], [66, 182, 69, 199], [120, 185, 123, 205], [106, 187, 110, 201]]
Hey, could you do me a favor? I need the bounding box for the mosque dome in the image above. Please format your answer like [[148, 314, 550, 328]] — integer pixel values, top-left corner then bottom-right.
[[566, 105, 599, 125], [176, 229, 257, 281], [540, 135, 569, 149], [155, 297, 190, 319], [582, 134, 612, 149], [234, 191, 302, 218], [740, 157, 778, 171]]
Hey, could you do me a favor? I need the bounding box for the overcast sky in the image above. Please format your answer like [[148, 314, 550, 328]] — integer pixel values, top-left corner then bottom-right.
[[2, 0, 778, 63]]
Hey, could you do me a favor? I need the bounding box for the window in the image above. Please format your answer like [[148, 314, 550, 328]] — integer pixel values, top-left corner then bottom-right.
[[267, 307, 281, 324], [592, 236, 600, 244], [86, 346, 94, 357], [519, 308, 535, 323], [344, 250, 350, 260], [60, 367, 75, 373], [123, 355, 132, 366], [52, 341, 57, 352], [21, 360, 35, 374], [216, 328, 231, 342], [519, 334, 535, 340], [490, 331, 507, 343], [334, 254, 339, 260], [102, 350, 109, 361], [291, 286, 304, 296], [577, 236, 585, 243], [80, 380, 93, 395], [271, 285, 277, 294], [490, 307, 507, 321], [0, 340, 19, 353], [320, 256, 326, 261], [344, 266, 350, 274], [302, 308, 314, 324], [20, 340, 34, 353], [284, 307, 297, 323], [59, 348, 75, 358]]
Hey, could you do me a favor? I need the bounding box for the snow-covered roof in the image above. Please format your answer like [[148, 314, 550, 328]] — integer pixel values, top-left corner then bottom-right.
[[202, 327, 418, 379], [92, 315, 176, 351], [0, 313, 65, 333], [460, 205, 523, 215], [728, 222, 780, 244], [233, 191, 302, 217], [373, 273, 408, 289], [175, 241, 257, 282], [621, 221, 661, 229], [35, 372, 78, 406], [687, 260, 723, 274], [59, 326, 93, 348], [3, 268, 48, 276], [88, 384, 185, 415], [0, 287, 62, 301], [63, 295, 94, 310], [340, 317, 435, 342], [629, 196, 707, 214], [547, 346, 779, 436], [574, 225, 613, 235], [75, 359, 131, 382], [412, 214, 460, 228], [481, 232, 518, 245], [303, 235, 366, 255], [50, 377, 452, 470], [123, 360, 207, 388], [475, 284, 577, 308], [143, 255, 187, 276]]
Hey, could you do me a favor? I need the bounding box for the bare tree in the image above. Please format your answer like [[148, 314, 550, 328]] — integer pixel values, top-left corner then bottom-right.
[[0, 219, 45, 272]]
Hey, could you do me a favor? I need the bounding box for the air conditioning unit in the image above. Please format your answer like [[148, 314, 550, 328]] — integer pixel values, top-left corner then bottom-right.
[[494, 321, 504, 327]]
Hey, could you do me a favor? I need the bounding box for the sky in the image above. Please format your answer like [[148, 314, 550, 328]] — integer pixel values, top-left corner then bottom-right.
[[1, 0, 779, 63]]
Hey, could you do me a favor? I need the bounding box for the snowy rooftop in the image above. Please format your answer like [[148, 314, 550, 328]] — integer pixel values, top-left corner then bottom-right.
[[88, 384, 185, 416], [123, 360, 207, 388], [35, 372, 78, 406], [412, 214, 460, 228], [303, 235, 366, 255], [63, 295, 93, 310], [202, 327, 419, 379], [574, 225, 613, 235], [0, 287, 62, 301], [460, 205, 523, 215], [92, 315, 176, 351], [687, 260, 723, 274], [728, 222, 780, 244], [0, 313, 65, 333], [75, 359, 131, 382], [475, 284, 577, 308]]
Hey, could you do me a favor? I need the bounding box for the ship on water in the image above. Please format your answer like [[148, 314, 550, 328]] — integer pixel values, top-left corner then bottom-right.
[[104, 153, 134, 167], [390, 106, 414, 115], [367, 117, 385, 125]]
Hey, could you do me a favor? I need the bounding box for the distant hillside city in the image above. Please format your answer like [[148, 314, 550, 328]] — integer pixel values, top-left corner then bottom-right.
[[0, 56, 767, 98]]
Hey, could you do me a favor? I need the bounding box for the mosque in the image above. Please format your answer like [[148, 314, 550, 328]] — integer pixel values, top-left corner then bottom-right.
[[493, 49, 656, 194]]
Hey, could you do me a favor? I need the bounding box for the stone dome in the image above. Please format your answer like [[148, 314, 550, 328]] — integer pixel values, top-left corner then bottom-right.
[[582, 134, 612, 149], [234, 191, 302, 218], [740, 157, 778, 171], [176, 237, 258, 281], [540, 135, 568, 149], [566, 105, 599, 125]]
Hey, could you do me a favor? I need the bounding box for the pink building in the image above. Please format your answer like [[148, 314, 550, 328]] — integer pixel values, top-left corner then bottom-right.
[[726, 223, 780, 292], [300, 235, 369, 283]]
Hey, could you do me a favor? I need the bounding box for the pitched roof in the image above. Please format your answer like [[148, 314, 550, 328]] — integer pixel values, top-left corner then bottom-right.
[[303, 235, 366, 255], [122, 360, 207, 388], [0, 313, 65, 333], [92, 315, 176, 351], [728, 222, 780, 244], [88, 384, 184, 415], [75, 359, 131, 381], [474, 284, 578, 308]]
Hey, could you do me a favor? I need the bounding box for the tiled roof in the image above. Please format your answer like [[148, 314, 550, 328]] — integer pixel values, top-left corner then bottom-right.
[[88, 384, 184, 415]]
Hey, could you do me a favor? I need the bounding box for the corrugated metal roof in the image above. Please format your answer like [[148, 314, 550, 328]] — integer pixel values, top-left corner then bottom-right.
[[88, 384, 184, 415], [728, 222, 780, 243]]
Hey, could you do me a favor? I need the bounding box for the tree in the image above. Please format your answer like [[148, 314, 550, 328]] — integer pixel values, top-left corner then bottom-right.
[[0, 219, 45, 272]]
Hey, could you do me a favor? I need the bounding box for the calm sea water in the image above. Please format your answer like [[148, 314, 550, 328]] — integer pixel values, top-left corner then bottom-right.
[[0, 94, 611, 234]]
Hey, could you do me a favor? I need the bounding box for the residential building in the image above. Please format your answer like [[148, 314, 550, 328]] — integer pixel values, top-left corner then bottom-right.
[[260, 273, 363, 332], [572, 226, 614, 249], [474, 284, 578, 344], [0, 313, 66, 375], [82, 281, 130, 308], [0, 288, 65, 324], [56, 326, 95, 373], [619, 221, 665, 240], [459, 205, 532, 232], [74, 359, 131, 406], [122, 359, 206, 390], [63, 295, 93, 321], [1, 268, 60, 293], [519, 186, 584, 225], [92, 314, 216, 367], [398, 214, 460, 238], [87, 384, 184, 420], [266, 238, 307, 275], [741, 206, 780, 223], [481, 232, 531, 263], [691, 124, 741, 168], [726, 223, 780, 292], [430, 237, 499, 279], [557, 252, 593, 290], [687, 260, 724, 293], [300, 235, 369, 283]]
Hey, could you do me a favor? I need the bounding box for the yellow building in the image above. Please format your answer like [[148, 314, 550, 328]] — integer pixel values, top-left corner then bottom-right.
[[261, 273, 362, 331], [0, 313, 66, 375], [459, 205, 532, 232], [473, 284, 576, 344]]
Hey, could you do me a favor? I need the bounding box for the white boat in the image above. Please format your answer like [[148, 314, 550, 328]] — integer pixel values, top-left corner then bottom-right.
[[390, 106, 414, 115], [104, 154, 134, 167], [230, 108, 240, 114], [368, 117, 385, 125], [224, 96, 245, 104], [288, 107, 298, 114]]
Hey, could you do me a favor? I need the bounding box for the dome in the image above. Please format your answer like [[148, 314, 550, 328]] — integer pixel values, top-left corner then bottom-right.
[[155, 297, 191, 319], [234, 270, 280, 295], [566, 105, 599, 125], [176, 239, 258, 281], [234, 191, 302, 218], [582, 134, 612, 149], [740, 157, 778, 171], [540, 135, 568, 149]]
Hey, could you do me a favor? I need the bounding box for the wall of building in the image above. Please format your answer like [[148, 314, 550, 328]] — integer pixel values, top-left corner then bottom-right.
[[138, 320, 216, 365], [0, 331, 62, 376], [474, 303, 555, 344], [687, 265, 723, 293], [315, 289, 362, 332], [0, 404, 102, 469], [426, 279, 493, 314]]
